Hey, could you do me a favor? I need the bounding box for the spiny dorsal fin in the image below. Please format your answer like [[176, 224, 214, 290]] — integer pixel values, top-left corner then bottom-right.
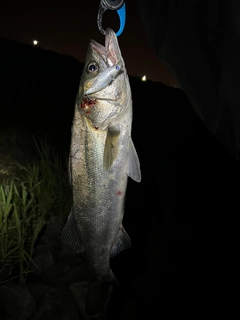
[[103, 129, 120, 169], [111, 226, 131, 257], [61, 208, 84, 253], [127, 139, 141, 182]]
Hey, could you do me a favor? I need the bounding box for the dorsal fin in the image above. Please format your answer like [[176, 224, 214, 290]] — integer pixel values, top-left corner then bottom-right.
[[61, 208, 84, 254]]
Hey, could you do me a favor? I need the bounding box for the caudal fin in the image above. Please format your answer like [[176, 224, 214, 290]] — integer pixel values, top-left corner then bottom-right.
[[85, 281, 111, 316], [85, 279, 128, 318]]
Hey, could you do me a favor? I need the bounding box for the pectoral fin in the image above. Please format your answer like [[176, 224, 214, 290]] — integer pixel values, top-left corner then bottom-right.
[[111, 226, 131, 257], [103, 129, 120, 170], [127, 139, 141, 182], [61, 208, 84, 254]]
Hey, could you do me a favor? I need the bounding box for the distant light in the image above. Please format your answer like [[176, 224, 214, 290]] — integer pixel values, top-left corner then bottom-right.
[[141, 75, 147, 82], [33, 40, 38, 46]]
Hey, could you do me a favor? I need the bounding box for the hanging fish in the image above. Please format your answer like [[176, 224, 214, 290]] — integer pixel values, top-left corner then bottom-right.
[[61, 27, 141, 315]]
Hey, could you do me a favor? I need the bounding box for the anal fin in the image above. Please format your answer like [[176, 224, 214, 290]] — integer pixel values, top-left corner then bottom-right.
[[61, 208, 84, 253], [127, 139, 141, 182], [111, 226, 131, 257]]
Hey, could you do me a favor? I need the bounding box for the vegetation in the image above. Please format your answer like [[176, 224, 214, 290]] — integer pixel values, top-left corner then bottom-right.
[[0, 137, 71, 284]]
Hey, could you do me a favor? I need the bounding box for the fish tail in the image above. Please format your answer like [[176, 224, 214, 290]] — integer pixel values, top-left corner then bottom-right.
[[85, 280, 112, 316], [85, 276, 128, 318]]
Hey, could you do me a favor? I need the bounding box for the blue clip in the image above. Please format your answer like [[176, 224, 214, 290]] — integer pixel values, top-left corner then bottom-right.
[[97, 0, 126, 37], [116, 3, 126, 36]]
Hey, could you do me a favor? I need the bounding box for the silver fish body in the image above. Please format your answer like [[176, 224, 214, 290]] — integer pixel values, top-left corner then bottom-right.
[[61, 28, 141, 286]]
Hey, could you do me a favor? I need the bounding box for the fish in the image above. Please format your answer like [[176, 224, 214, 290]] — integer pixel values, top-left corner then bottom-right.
[[61, 27, 141, 314]]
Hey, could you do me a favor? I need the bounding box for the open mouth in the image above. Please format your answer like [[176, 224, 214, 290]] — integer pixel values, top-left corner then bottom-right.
[[90, 28, 118, 66]]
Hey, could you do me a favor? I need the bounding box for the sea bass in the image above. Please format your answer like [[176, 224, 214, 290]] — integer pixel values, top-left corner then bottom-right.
[[61, 27, 141, 301]]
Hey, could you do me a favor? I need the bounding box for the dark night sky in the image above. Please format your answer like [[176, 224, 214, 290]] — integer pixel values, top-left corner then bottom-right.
[[0, 0, 177, 86]]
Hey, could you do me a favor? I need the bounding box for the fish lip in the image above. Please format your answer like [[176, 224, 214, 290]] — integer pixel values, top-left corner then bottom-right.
[[90, 28, 114, 54], [90, 28, 118, 65], [104, 28, 115, 49], [90, 39, 106, 56]]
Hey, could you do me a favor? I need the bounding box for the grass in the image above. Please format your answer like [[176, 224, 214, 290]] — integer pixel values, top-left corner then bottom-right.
[[0, 137, 71, 284]]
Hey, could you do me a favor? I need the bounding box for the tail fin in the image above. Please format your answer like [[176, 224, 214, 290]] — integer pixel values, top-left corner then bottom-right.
[[85, 281, 112, 316], [85, 276, 127, 318]]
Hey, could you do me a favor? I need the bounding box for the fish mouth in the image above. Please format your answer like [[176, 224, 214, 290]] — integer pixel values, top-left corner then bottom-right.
[[90, 40, 106, 56], [90, 28, 120, 66]]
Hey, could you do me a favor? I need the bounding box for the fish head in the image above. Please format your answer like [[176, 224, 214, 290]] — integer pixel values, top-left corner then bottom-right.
[[77, 28, 130, 129]]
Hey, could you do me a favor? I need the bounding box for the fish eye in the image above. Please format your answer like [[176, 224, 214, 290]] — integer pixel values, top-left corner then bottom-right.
[[87, 62, 99, 73]]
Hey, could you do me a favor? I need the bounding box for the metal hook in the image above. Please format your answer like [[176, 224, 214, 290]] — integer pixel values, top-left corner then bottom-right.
[[97, 0, 126, 37]]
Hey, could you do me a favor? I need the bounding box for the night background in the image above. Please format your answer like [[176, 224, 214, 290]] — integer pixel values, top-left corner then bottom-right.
[[0, 1, 239, 319]]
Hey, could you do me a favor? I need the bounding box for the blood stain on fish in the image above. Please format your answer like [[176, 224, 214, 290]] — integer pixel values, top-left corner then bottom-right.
[[80, 97, 96, 114]]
